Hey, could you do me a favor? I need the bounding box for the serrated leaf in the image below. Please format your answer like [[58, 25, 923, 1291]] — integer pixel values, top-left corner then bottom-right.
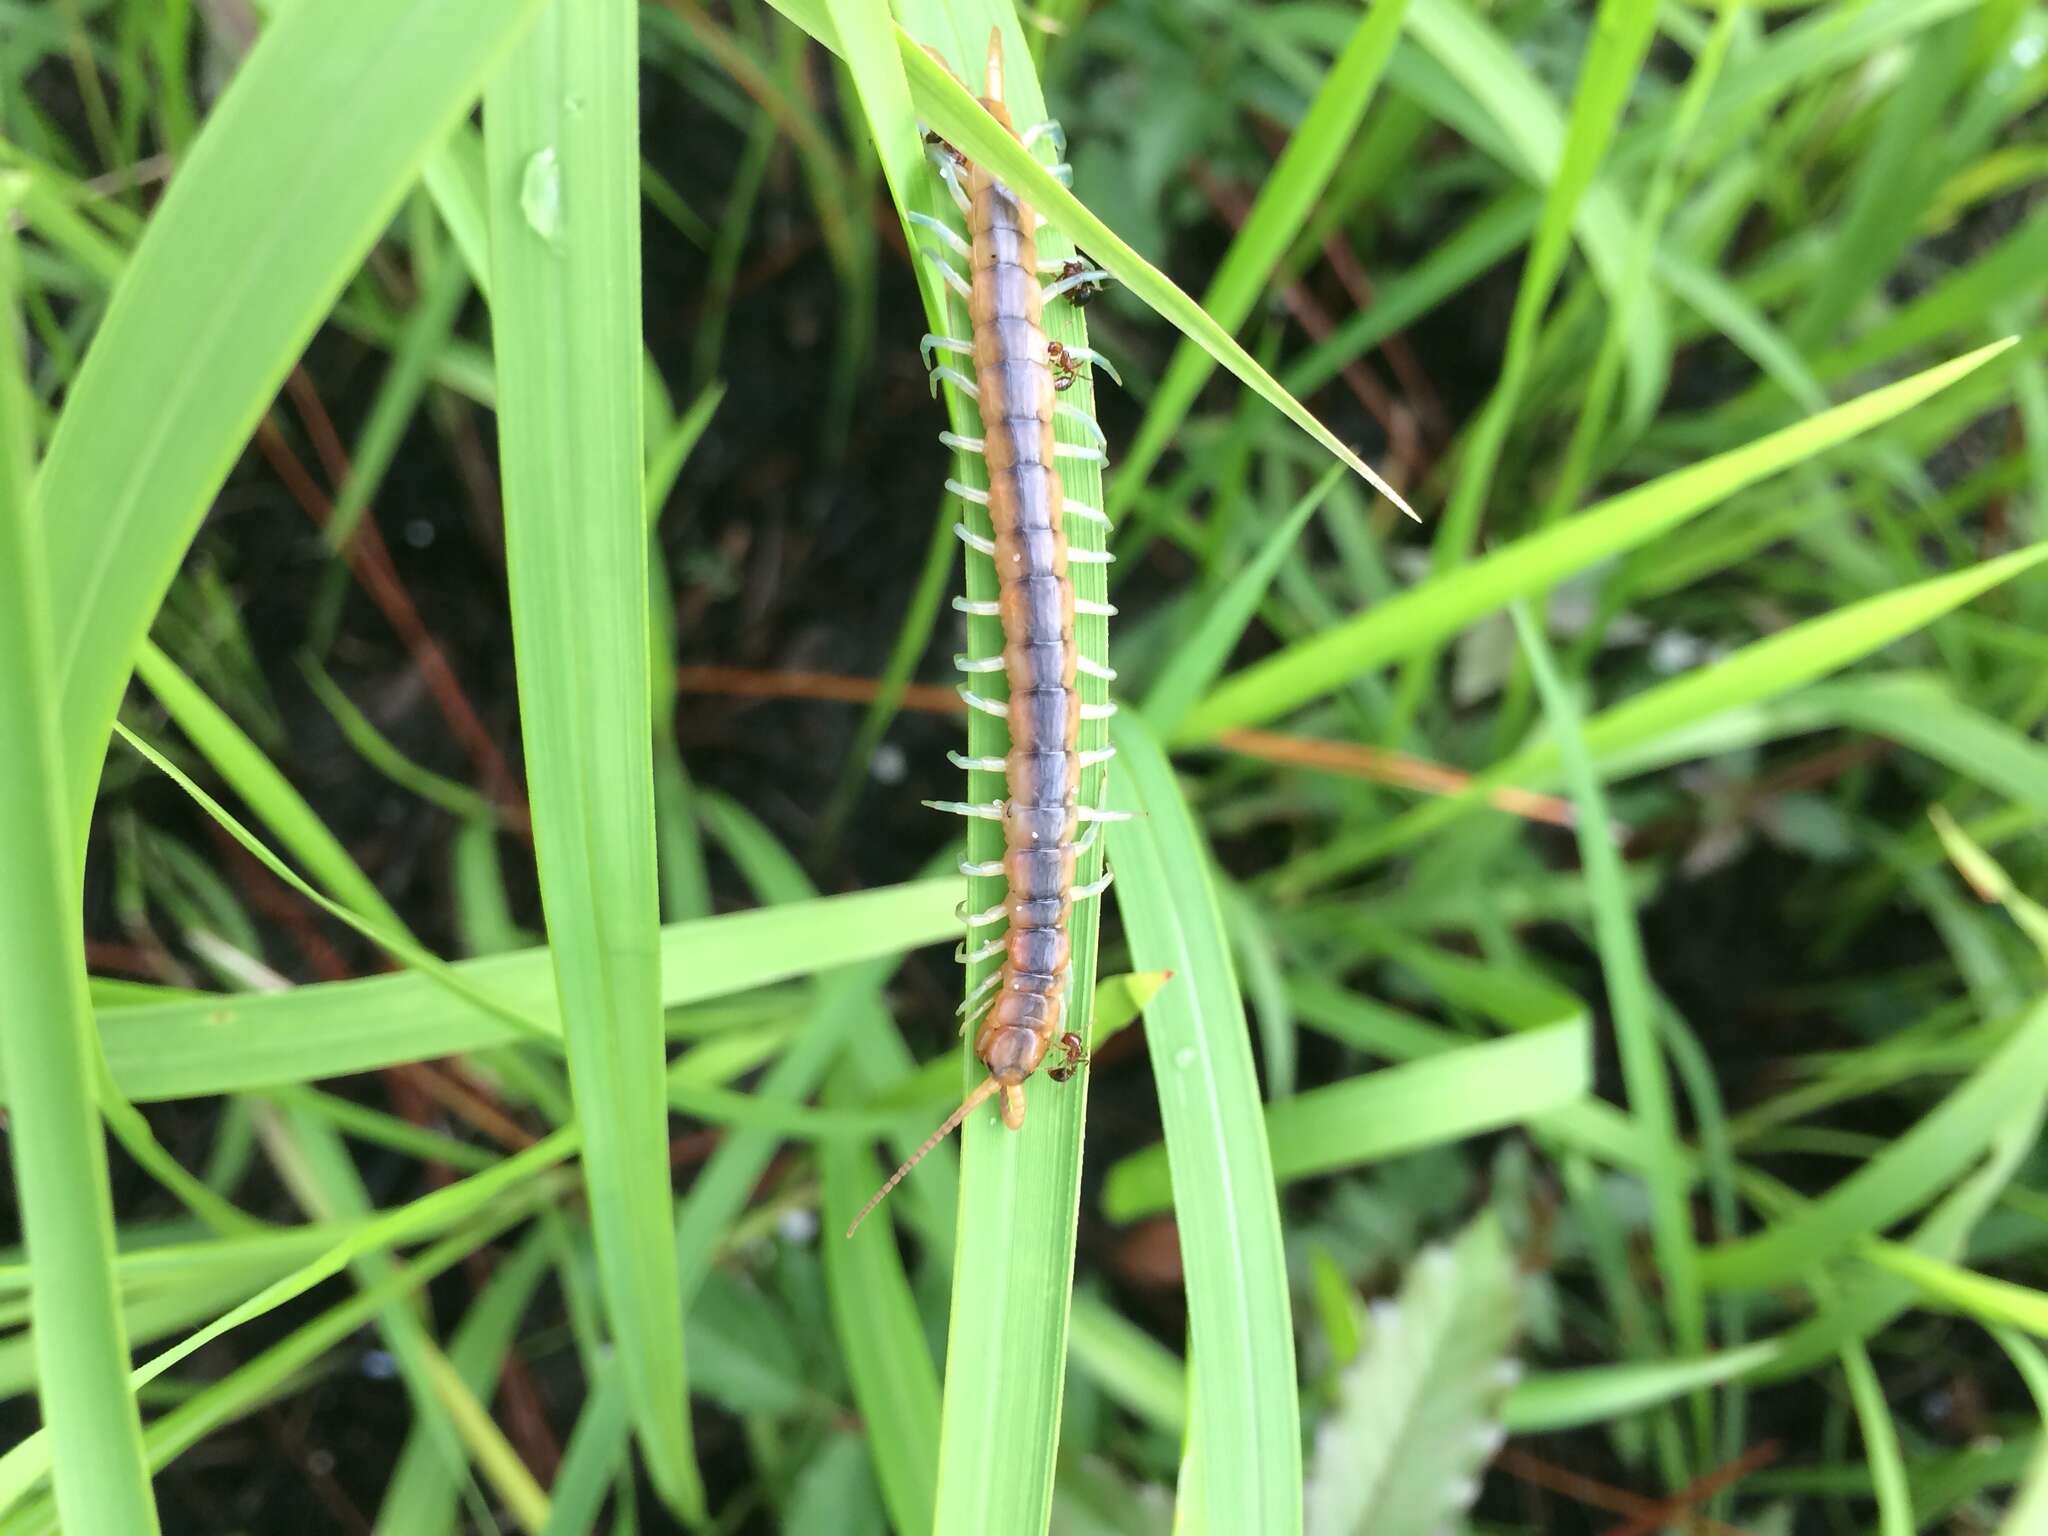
[[1304, 1217, 1518, 1536]]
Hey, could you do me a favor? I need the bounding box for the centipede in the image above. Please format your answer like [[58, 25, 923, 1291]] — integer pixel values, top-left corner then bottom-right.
[[847, 31, 1121, 1238]]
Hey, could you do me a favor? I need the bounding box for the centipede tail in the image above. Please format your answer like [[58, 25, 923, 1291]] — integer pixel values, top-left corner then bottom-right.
[[851, 30, 1123, 1234]]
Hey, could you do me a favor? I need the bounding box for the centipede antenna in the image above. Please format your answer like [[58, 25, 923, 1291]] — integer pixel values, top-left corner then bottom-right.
[[846, 1075, 1003, 1238], [920, 332, 973, 367]]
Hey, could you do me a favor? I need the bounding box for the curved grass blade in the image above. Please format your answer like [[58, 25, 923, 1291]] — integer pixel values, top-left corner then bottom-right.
[[1104, 1022, 1589, 1220], [0, 206, 160, 1536], [1112, 1, 1410, 513], [1700, 994, 2048, 1292], [36, 0, 547, 840], [484, 0, 698, 1512], [1283, 540, 2048, 889], [1108, 712, 1299, 1535], [1178, 341, 2014, 742]]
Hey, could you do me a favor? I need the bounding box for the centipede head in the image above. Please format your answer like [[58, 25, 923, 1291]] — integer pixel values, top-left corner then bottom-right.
[[845, 1074, 1005, 1238]]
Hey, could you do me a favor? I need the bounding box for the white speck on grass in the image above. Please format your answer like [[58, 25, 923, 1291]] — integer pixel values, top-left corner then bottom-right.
[[521, 148, 562, 249]]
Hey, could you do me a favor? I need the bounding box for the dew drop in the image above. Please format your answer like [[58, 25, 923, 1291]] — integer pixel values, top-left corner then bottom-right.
[[521, 147, 563, 248], [1173, 1046, 1197, 1070]]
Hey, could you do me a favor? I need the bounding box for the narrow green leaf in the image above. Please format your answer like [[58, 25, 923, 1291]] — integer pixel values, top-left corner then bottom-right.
[[37, 0, 547, 839], [1179, 341, 2014, 741], [1114, 1, 1410, 511], [485, 0, 698, 1511], [0, 186, 160, 1536], [1108, 712, 1300, 1535], [1512, 604, 1703, 1374], [1105, 1022, 1590, 1219]]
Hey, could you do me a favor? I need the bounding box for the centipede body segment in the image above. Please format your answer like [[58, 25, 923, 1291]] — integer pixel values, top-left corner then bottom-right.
[[847, 30, 1121, 1237]]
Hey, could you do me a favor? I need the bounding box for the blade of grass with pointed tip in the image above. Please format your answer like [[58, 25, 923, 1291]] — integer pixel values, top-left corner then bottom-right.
[[1108, 712, 1299, 1535], [484, 0, 698, 1511], [0, 198, 161, 1536], [1283, 540, 2048, 889], [1179, 342, 2013, 742], [1142, 462, 1343, 739], [5, 878, 955, 1104], [35, 0, 547, 844], [1104, 1022, 1589, 1219], [1113, 0, 1409, 514]]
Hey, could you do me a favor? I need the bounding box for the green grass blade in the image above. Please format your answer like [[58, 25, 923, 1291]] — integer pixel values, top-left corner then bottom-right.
[[1840, 1338, 1913, 1536], [35, 0, 546, 840], [1141, 463, 1342, 740], [1699, 994, 2048, 1292], [1113, 0, 1409, 512], [8, 879, 954, 1103], [1104, 1022, 1589, 1219], [1510, 604, 1705, 1377], [134, 640, 414, 934], [1179, 341, 2014, 741], [1107, 712, 1299, 1535], [0, 192, 160, 1536], [484, 0, 699, 1513], [1284, 541, 2048, 888]]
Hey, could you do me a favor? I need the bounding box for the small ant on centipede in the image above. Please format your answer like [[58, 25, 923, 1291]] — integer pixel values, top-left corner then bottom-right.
[[1052, 255, 1104, 306], [1047, 1029, 1089, 1083], [1048, 339, 1086, 392]]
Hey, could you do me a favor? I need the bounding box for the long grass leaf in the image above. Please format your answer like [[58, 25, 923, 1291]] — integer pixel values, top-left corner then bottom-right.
[[1108, 712, 1299, 1534], [1180, 341, 2013, 741], [0, 187, 160, 1536], [36, 0, 546, 839], [485, 0, 699, 1512]]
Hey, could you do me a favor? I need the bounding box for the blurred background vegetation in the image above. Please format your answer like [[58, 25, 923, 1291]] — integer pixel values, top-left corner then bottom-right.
[[4, 0, 2048, 1531]]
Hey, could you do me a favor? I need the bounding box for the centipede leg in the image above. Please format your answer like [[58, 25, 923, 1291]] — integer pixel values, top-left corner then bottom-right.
[[1071, 865, 1115, 902], [908, 211, 970, 260], [1042, 267, 1110, 304], [920, 332, 973, 368], [921, 248, 973, 301]]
